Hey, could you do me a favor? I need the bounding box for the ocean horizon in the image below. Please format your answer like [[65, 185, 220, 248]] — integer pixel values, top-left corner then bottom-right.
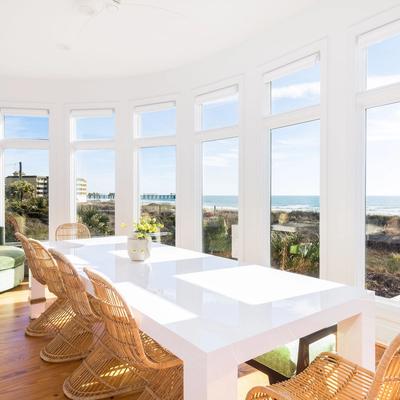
[[142, 195, 400, 216]]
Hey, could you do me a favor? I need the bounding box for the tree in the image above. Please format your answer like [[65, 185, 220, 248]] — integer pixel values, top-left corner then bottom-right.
[[6, 180, 35, 201], [77, 205, 113, 236]]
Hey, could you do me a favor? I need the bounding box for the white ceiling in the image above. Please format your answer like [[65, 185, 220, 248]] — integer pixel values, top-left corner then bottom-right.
[[0, 0, 318, 79]]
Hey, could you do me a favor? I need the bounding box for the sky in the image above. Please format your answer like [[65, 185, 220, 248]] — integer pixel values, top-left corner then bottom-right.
[[271, 120, 320, 196], [3, 32, 400, 198]]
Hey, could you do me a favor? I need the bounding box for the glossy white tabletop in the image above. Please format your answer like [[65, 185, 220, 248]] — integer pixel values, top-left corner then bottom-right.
[[45, 236, 368, 356]]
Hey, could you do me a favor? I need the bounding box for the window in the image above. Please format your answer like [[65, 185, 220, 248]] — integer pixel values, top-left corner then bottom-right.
[[359, 23, 400, 300], [4, 149, 49, 241], [75, 150, 115, 236], [2, 109, 48, 139], [139, 146, 176, 245], [366, 33, 400, 89], [135, 102, 176, 138], [366, 102, 400, 298], [196, 85, 239, 131], [202, 137, 239, 259], [265, 55, 320, 115], [265, 51, 322, 276], [270, 120, 320, 277], [71, 110, 115, 140]]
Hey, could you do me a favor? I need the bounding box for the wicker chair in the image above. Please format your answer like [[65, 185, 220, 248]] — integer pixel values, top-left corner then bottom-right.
[[55, 223, 91, 241], [16, 233, 74, 337], [39, 249, 103, 363], [246, 334, 400, 400], [63, 267, 183, 400]]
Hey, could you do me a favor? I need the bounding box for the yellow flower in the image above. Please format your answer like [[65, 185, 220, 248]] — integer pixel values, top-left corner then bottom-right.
[[120, 222, 128, 229]]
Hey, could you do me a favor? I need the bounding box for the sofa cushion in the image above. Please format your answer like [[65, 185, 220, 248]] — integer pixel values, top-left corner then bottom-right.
[[0, 246, 25, 267], [0, 256, 17, 271]]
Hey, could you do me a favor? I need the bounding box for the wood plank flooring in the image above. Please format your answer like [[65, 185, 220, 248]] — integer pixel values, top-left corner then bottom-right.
[[0, 282, 386, 400], [0, 283, 140, 400]]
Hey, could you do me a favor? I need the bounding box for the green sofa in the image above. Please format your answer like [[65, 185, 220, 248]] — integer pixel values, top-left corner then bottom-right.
[[0, 227, 25, 293]]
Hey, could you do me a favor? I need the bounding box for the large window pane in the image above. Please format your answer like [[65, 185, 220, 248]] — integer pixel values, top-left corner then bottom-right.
[[269, 61, 320, 115], [366, 102, 400, 298], [202, 137, 239, 259], [139, 146, 176, 245], [4, 149, 49, 241], [367, 34, 400, 90], [137, 104, 176, 138], [270, 120, 320, 277], [4, 113, 48, 139], [73, 113, 115, 140], [75, 150, 115, 236]]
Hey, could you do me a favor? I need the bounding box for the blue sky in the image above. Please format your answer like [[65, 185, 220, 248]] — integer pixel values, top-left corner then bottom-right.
[[4, 115, 48, 140], [140, 108, 176, 137], [5, 149, 49, 177], [271, 63, 320, 114], [75, 150, 115, 194], [271, 120, 320, 196], [203, 137, 239, 196], [75, 115, 115, 140], [202, 96, 239, 130], [367, 102, 400, 196], [367, 34, 400, 89], [139, 146, 175, 195], [3, 34, 400, 197]]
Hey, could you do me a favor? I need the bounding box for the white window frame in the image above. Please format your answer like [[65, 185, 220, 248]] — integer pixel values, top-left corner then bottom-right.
[[358, 19, 400, 92], [131, 95, 178, 243], [134, 100, 176, 139], [194, 83, 240, 134], [355, 18, 400, 302], [192, 76, 243, 258], [68, 104, 116, 227], [263, 52, 320, 117], [260, 40, 327, 278], [0, 104, 51, 236], [346, 9, 400, 343]]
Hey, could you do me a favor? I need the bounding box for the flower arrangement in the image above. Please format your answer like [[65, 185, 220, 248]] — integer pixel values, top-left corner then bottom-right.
[[121, 217, 164, 240]]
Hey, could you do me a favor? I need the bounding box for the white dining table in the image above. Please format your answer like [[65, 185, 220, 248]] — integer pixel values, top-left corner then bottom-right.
[[38, 236, 375, 400]]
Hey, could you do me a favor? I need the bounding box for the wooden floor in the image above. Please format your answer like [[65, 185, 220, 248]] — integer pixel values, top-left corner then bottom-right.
[[0, 282, 385, 400], [0, 282, 266, 399]]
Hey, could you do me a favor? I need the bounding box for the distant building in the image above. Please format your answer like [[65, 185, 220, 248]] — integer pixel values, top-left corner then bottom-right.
[[87, 192, 115, 201], [141, 193, 176, 202], [5, 174, 49, 197], [76, 178, 88, 203]]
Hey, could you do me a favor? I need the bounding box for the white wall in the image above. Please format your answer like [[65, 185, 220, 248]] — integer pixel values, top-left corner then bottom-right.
[[1, 0, 400, 343]]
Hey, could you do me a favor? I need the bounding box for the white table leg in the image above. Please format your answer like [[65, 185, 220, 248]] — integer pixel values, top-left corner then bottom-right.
[[29, 272, 46, 319], [184, 354, 238, 400], [337, 300, 375, 371]]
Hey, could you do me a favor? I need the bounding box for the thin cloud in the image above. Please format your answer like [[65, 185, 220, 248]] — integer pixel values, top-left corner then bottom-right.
[[272, 82, 320, 100], [367, 74, 400, 89], [203, 147, 238, 168]]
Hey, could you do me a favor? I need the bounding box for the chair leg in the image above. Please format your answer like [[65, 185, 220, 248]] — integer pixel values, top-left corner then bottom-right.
[[25, 297, 74, 337], [40, 316, 102, 363], [63, 335, 147, 400]]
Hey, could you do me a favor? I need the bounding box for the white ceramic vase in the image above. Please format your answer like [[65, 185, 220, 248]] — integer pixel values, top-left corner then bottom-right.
[[127, 235, 152, 261]]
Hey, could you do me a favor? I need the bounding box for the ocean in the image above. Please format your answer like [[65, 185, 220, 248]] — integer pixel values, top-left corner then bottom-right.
[[143, 195, 400, 216]]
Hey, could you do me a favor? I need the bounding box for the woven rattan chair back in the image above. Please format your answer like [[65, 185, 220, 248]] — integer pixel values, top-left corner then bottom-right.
[[49, 249, 94, 319], [368, 334, 400, 399], [28, 239, 65, 298], [84, 267, 160, 368], [55, 223, 91, 241], [6, 213, 23, 234], [15, 232, 43, 283], [15, 232, 46, 285]]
